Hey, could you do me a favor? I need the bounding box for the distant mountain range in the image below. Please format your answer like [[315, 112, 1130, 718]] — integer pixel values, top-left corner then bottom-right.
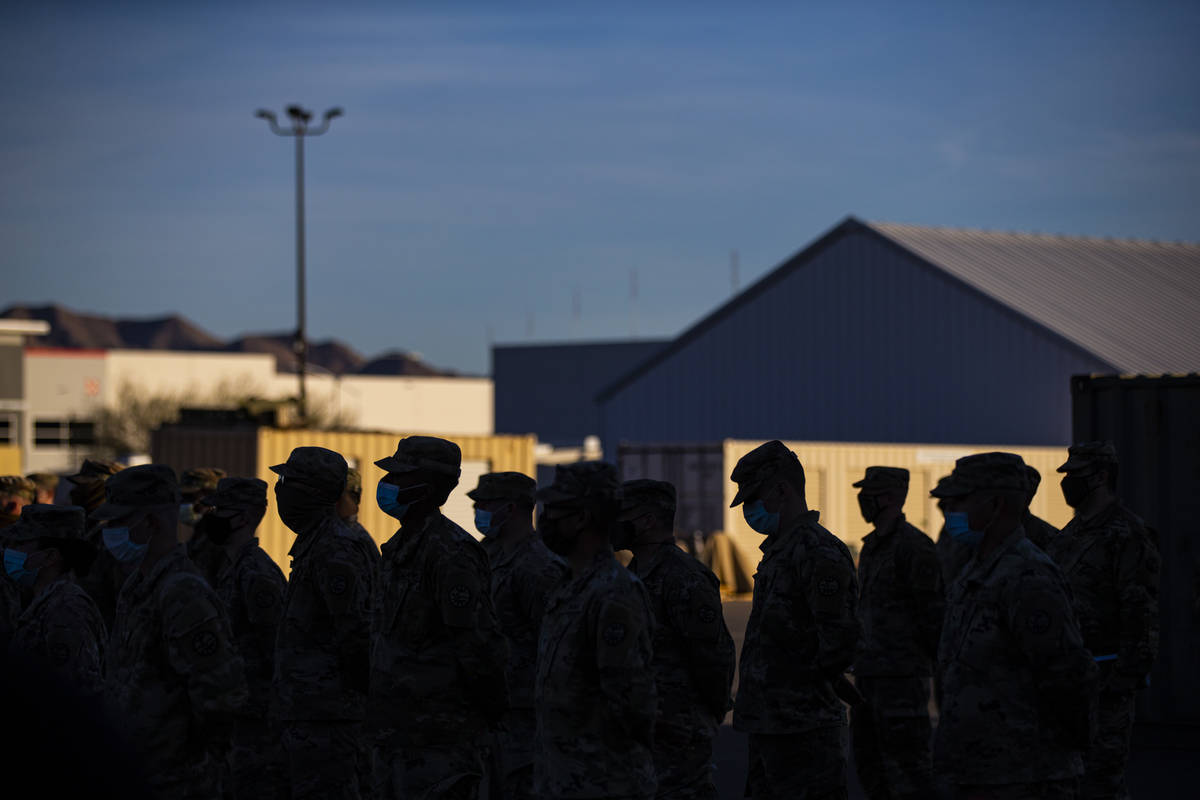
[[2, 304, 455, 377]]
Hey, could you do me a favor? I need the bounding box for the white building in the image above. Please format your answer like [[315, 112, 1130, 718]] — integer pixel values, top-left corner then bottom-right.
[[20, 346, 492, 473]]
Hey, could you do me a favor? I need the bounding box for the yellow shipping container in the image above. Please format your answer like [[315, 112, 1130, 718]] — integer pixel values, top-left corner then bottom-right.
[[255, 429, 536, 569], [721, 439, 1073, 571], [0, 445, 21, 475]]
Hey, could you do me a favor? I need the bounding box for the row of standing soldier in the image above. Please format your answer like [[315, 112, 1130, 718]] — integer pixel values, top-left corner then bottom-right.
[[0, 434, 1158, 800]]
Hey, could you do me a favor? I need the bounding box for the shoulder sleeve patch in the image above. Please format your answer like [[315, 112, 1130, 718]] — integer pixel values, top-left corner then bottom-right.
[[245, 574, 284, 625], [440, 564, 484, 629], [809, 557, 853, 615], [595, 596, 648, 668]]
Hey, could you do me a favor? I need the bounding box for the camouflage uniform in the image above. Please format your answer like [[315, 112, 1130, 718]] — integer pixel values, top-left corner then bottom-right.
[[0, 574, 18, 650], [851, 467, 943, 800], [6, 505, 107, 698], [100, 465, 248, 799], [66, 459, 126, 630], [1046, 442, 1160, 800], [370, 437, 509, 800], [730, 442, 860, 800], [534, 462, 658, 800], [181, 467, 228, 587], [207, 478, 288, 800], [623, 479, 734, 800], [472, 471, 568, 799], [271, 447, 377, 800], [933, 453, 1097, 796]]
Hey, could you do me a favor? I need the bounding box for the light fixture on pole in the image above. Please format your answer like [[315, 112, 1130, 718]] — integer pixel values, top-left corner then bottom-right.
[[255, 104, 343, 424]]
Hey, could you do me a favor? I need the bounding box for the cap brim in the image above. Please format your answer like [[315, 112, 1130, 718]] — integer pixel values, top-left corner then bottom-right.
[[91, 502, 140, 521], [729, 482, 755, 508], [929, 481, 971, 499], [373, 456, 421, 474], [536, 486, 577, 506], [1056, 457, 1091, 473], [3, 521, 39, 542]]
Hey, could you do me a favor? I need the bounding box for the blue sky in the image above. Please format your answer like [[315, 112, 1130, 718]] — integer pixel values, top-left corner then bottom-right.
[[4, 1, 1198, 373]]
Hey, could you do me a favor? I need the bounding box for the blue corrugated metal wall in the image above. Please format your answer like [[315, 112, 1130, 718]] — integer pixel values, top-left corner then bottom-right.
[[493, 340, 666, 447], [600, 229, 1112, 450]]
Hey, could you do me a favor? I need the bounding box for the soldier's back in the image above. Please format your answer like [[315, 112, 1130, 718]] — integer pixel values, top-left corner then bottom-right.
[[107, 546, 246, 797], [735, 512, 859, 734], [536, 552, 657, 800], [11, 577, 107, 697], [633, 543, 733, 800], [937, 533, 1093, 787]]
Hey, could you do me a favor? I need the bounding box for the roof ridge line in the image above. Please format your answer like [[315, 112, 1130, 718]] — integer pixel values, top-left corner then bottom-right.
[[868, 220, 1199, 248]]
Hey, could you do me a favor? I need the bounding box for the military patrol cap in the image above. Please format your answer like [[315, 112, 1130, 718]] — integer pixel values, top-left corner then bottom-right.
[[5, 504, 87, 543], [179, 467, 227, 498], [467, 472, 536, 505], [345, 467, 362, 495], [202, 477, 268, 511], [852, 466, 910, 492], [1057, 441, 1118, 473], [65, 459, 125, 485], [537, 462, 619, 509], [620, 479, 677, 514], [0, 475, 36, 502], [27, 473, 59, 494], [269, 447, 348, 500], [1023, 464, 1041, 494], [93, 464, 181, 520], [730, 440, 802, 508], [375, 436, 462, 479], [930, 452, 1028, 498]]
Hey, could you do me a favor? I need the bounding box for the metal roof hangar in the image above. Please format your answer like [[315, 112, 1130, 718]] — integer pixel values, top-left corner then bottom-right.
[[598, 217, 1200, 450]]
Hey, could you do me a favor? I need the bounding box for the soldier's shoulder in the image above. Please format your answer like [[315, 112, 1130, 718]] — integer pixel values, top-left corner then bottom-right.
[[1004, 538, 1068, 590], [315, 517, 374, 560], [897, 520, 936, 549], [44, 581, 102, 622], [523, 536, 568, 576], [239, 544, 285, 582], [660, 544, 719, 588], [1109, 505, 1152, 540], [803, 519, 855, 565]]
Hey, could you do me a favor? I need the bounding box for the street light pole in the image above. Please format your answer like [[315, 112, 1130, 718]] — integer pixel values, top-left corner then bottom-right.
[[255, 104, 342, 424]]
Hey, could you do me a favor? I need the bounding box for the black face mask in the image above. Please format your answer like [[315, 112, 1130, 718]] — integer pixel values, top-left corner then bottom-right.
[[1060, 475, 1095, 508], [858, 495, 880, 524], [611, 520, 638, 551], [275, 483, 335, 534], [197, 513, 237, 545], [539, 514, 578, 557]]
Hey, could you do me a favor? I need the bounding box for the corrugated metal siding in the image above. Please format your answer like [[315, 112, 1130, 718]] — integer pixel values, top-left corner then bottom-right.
[[150, 425, 260, 480], [617, 442, 725, 536], [0, 445, 20, 473], [601, 229, 1108, 450], [1072, 374, 1200, 727], [720, 439, 1074, 570], [874, 223, 1200, 374], [255, 429, 536, 569]]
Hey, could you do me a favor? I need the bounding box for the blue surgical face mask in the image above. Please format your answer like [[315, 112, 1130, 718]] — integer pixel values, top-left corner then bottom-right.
[[377, 483, 411, 522], [475, 506, 509, 538], [945, 511, 983, 546], [3, 548, 39, 588], [743, 500, 780, 535], [103, 526, 149, 565]]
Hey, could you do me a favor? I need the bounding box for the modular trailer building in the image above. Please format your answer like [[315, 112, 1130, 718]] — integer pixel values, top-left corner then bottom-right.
[[598, 217, 1200, 453]]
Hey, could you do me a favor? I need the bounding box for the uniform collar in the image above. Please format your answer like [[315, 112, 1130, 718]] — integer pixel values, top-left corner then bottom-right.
[[21, 575, 73, 621], [761, 509, 820, 552], [629, 540, 675, 579], [961, 525, 1025, 586]]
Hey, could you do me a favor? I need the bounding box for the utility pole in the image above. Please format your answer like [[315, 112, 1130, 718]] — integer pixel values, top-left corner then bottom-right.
[[255, 104, 342, 424]]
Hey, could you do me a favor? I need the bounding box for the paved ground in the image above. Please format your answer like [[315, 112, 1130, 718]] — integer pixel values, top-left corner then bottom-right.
[[714, 601, 1200, 798]]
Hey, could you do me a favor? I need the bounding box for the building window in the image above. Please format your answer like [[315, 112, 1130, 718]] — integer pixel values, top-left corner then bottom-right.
[[33, 419, 96, 448], [0, 416, 13, 445]]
